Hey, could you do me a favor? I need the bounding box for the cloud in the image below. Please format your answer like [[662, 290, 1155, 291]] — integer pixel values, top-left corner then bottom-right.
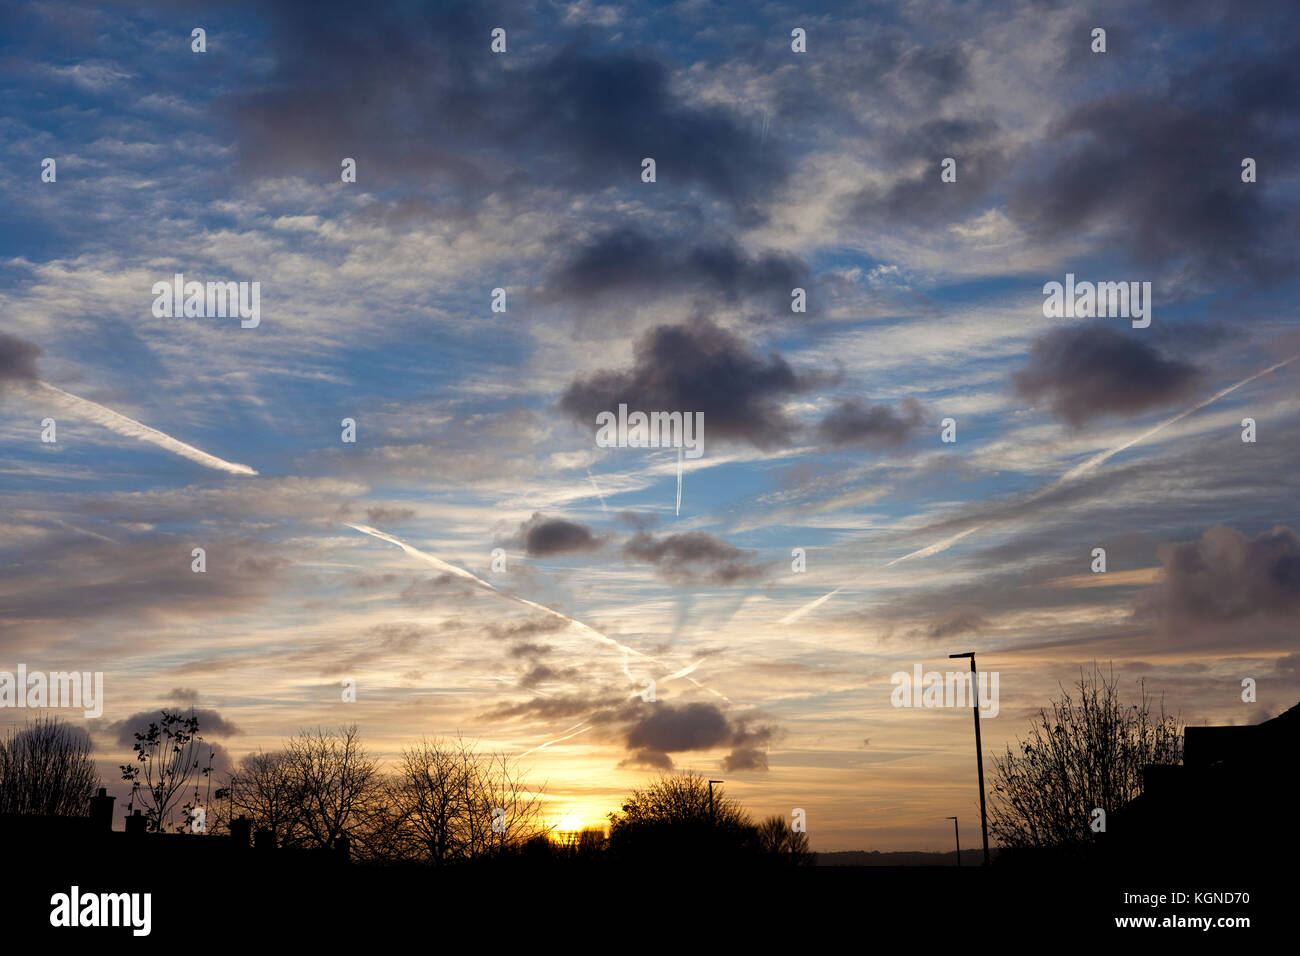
[[506, 513, 604, 558], [364, 506, 416, 524], [559, 319, 823, 449], [1139, 525, 1300, 624], [818, 396, 926, 448], [1007, 38, 1300, 280], [0, 333, 42, 384], [110, 707, 241, 747], [1012, 327, 1201, 426], [622, 531, 769, 585], [543, 226, 808, 308], [847, 117, 1007, 226], [226, 1, 788, 213], [924, 610, 988, 640], [621, 702, 777, 771]]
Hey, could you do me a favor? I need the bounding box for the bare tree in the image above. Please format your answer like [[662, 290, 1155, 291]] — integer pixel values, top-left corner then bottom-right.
[[387, 735, 550, 863], [467, 748, 551, 857], [119, 711, 214, 833], [282, 725, 385, 853], [0, 718, 100, 816], [389, 738, 472, 864], [755, 814, 816, 865], [224, 750, 302, 846], [989, 665, 1183, 849]]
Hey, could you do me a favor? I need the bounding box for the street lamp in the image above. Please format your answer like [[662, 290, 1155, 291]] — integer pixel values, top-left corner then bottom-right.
[[949, 651, 990, 866], [708, 779, 723, 822], [946, 816, 961, 866]]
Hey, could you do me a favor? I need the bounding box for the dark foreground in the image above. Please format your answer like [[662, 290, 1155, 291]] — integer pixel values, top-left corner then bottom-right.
[[9, 842, 1273, 943]]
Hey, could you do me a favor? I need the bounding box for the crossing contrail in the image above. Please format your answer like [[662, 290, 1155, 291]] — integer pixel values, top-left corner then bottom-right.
[[345, 523, 729, 701], [517, 722, 591, 758], [32, 381, 257, 475], [780, 351, 1300, 624]]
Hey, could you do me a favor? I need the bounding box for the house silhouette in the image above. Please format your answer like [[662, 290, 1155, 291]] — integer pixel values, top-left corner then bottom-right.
[[1109, 700, 1300, 865]]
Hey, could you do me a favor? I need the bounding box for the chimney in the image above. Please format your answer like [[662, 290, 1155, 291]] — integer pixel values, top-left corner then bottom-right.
[[89, 788, 115, 832], [125, 809, 146, 836], [229, 815, 251, 848], [254, 826, 275, 852]]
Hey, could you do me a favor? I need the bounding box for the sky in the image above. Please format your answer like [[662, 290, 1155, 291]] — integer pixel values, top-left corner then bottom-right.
[[1, 0, 1299, 852]]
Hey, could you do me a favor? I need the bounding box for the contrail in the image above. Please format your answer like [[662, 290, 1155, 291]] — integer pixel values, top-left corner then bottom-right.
[[346, 522, 650, 659], [32, 381, 257, 475], [676, 447, 684, 516], [518, 723, 591, 758], [780, 352, 1300, 623], [346, 522, 729, 702], [586, 467, 609, 514], [661, 659, 705, 682]]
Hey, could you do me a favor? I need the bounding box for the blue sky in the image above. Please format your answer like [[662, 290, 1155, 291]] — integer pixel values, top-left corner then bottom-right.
[[2, 0, 1299, 849]]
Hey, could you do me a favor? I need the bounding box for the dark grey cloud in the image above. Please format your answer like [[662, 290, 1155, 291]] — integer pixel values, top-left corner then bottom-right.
[[508, 642, 552, 659], [543, 226, 808, 309], [168, 687, 201, 704], [504, 513, 604, 558], [0, 532, 294, 631], [625, 701, 730, 752], [619, 510, 658, 531], [225, 1, 788, 214], [622, 702, 777, 772], [618, 749, 675, 771], [1012, 327, 1201, 426], [483, 615, 570, 641], [1139, 525, 1300, 624], [622, 531, 769, 585], [1007, 35, 1300, 280], [924, 610, 988, 640], [486, 687, 777, 772], [818, 396, 926, 448], [848, 117, 1007, 226], [364, 506, 415, 524], [110, 707, 240, 747], [518, 664, 581, 689], [0, 332, 42, 383], [559, 319, 824, 449], [721, 720, 777, 772]]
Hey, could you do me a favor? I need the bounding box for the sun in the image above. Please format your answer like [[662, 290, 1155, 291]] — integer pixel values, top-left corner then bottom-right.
[[554, 811, 585, 833]]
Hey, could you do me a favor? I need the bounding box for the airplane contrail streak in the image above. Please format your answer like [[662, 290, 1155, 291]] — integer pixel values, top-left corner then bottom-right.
[[780, 352, 1300, 623], [518, 724, 591, 758], [33, 381, 258, 475], [346, 523, 730, 704]]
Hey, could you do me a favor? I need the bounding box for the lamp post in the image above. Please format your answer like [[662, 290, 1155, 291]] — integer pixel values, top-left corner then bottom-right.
[[708, 779, 723, 822], [946, 816, 961, 866], [949, 651, 990, 866]]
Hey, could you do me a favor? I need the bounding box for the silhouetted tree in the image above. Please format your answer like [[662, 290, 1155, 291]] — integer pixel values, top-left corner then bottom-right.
[[224, 750, 301, 846], [0, 718, 99, 816], [608, 771, 754, 863], [386, 735, 550, 864], [989, 665, 1182, 849], [119, 711, 214, 833], [282, 725, 385, 855], [755, 814, 816, 865]]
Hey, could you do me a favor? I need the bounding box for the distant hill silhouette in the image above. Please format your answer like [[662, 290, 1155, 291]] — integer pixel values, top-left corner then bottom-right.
[[818, 849, 987, 866]]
